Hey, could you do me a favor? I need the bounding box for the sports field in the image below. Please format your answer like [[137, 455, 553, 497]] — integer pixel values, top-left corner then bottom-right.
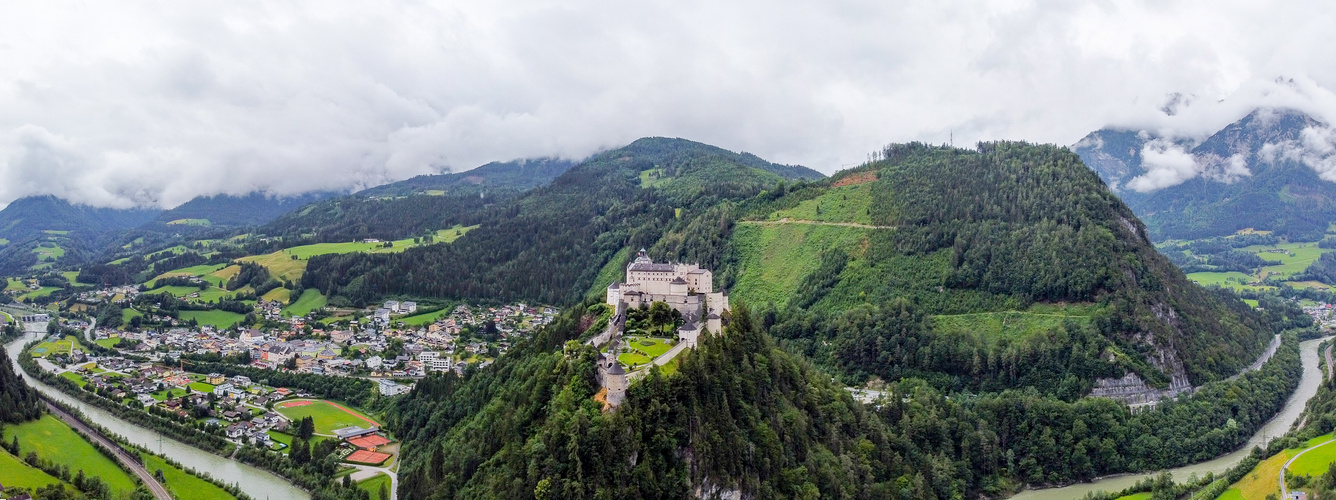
[[357, 473, 392, 499], [346, 449, 391, 465], [2, 415, 138, 494], [274, 400, 380, 435]]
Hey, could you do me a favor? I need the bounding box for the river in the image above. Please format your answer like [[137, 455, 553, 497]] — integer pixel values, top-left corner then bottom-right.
[[6, 323, 310, 500], [1012, 336, 1331, 500]]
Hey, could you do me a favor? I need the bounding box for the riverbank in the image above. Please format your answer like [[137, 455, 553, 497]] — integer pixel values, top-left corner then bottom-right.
[[6, 324, 311, 500], [1011, 336, 1331, 500]]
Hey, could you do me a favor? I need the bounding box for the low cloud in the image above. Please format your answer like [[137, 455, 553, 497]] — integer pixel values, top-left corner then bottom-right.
[[2, 1, 1336, 208], [1260, 125, 1336, 180], [1127, 140, 1202, 192]]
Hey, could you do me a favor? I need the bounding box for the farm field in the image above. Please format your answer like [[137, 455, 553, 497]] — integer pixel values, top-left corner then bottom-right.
[[1242, 242, 1325, 279], [0, 448, 70, 492], [281, 224, 477, 260], [60, 371, 88, 387], [189, 381, 216, 393], [140, 453, 238, 500], [32, 242, 65, 261], [18, 286, 61, 301], [121, 308, 144, 324], [1112, 493, 1150, 500], [153, 263, 228, 282], [178, 310, 246, 328], [281, 289, 327, 317], [1, 415, 139, 495], [274, 400, 380, 435], [1184, 271, 1275, 292], [166, 218, 211, 226]]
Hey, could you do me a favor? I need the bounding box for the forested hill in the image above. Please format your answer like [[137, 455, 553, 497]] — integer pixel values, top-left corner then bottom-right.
[[258, 158, 577, 243], [664, 141, 1293, 390], [355, 157, 576, 197], [0, 195, 162, 274], [300, 137, 825, 305], [391, 142, 1310, 499], [150, 191, 337, 228], [1075, 108, 1336, 240]]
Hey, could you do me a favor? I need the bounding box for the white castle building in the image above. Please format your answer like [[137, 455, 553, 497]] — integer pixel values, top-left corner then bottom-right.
[[605, 249, 728, 348]]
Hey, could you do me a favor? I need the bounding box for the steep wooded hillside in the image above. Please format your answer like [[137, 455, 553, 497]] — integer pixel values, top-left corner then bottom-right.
[[390, 141, 1310, 499], [0, 195, 161, 273], [300, 138, 824, 305], [151, 192, 336, 228]]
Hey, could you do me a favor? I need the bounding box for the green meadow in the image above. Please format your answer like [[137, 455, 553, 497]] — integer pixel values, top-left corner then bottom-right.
[[2, 415, 139, 495]]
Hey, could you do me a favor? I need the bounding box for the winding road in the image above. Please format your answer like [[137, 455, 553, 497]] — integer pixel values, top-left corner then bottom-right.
[[43, 399, 172, 500]]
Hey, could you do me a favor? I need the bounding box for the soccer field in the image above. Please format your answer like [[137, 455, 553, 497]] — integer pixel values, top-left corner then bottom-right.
[[274, 400, 380, 435]]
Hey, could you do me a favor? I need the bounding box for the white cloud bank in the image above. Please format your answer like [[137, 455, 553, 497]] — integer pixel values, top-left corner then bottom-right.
[[3, 0, 1336, 207]]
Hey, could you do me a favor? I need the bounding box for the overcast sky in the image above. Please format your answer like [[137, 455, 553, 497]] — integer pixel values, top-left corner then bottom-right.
[[2, 0, 1335, 208]]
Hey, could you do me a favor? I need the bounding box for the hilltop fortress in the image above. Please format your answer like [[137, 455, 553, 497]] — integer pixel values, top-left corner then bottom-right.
[[605, 249, 728, 345], [596, 250, 730, 407]]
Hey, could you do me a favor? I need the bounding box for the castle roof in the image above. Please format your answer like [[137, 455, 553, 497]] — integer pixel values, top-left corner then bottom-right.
[[629, 262, 675, 272], [670, 277, 687, 284], [708, 313, 721, 319], [607, 282, 620, 289], [679, 321, 698, 331], [607, 363, 626, 375], [687, 269, 707, 274]]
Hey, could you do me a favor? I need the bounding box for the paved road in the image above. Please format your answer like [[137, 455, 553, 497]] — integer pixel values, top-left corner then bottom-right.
[[43, 399, 172, 500], [1282, 436, 1336, 498]]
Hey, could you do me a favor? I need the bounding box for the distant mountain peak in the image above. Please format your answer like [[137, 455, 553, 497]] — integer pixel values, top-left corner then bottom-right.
[[1074, 107, 1336, 240]]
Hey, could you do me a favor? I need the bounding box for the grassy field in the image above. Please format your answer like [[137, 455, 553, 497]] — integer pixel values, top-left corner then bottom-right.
[[154, 263, 228, 281], [32, 242, 65, 261], [166, 218, 212, 226], [2, 415, 139, 494], [31, 336, 86, 358], [1113, 493, 1151, 500], [1288, 438, 1336, 477], [625, 337, 674, 358], [1244, 242, 1325, 280], [1223, 447, 1292, 500], [262, 287, 292, 303], [145, 284, 207, 297], [274, 400, 380, 435], [281, 289, 327, 317], [357, 473, 392, 499], [60, 371, 89, 387], [730, 223, 872, 307], [617, 352, 653, 368], [188, 382, 216, 393], [281, 225, 477, 260], [140, 453, 238, 500], [639, 168, 672, 188], [18, 286, 62, 302], [0, 448, 70, 491], [1184, 271, 1276, 292], [397, 306, 450, 326], [178, 310, 246, 328], [210, 265, 241, 283], [95, 337, 122, 348], [931, 304, 1098, 341], [238, 252, 309, 281], [768, 183, 874, 225], [122, 308, 144, 324]]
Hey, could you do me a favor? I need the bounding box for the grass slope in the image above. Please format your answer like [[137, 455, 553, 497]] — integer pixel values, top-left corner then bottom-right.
[[140, 453, 238, 500], [729, 222, 871, 307], [281, 289, 327, 317], [2, 415, 138, 494], [178, 310, 246, 328]]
